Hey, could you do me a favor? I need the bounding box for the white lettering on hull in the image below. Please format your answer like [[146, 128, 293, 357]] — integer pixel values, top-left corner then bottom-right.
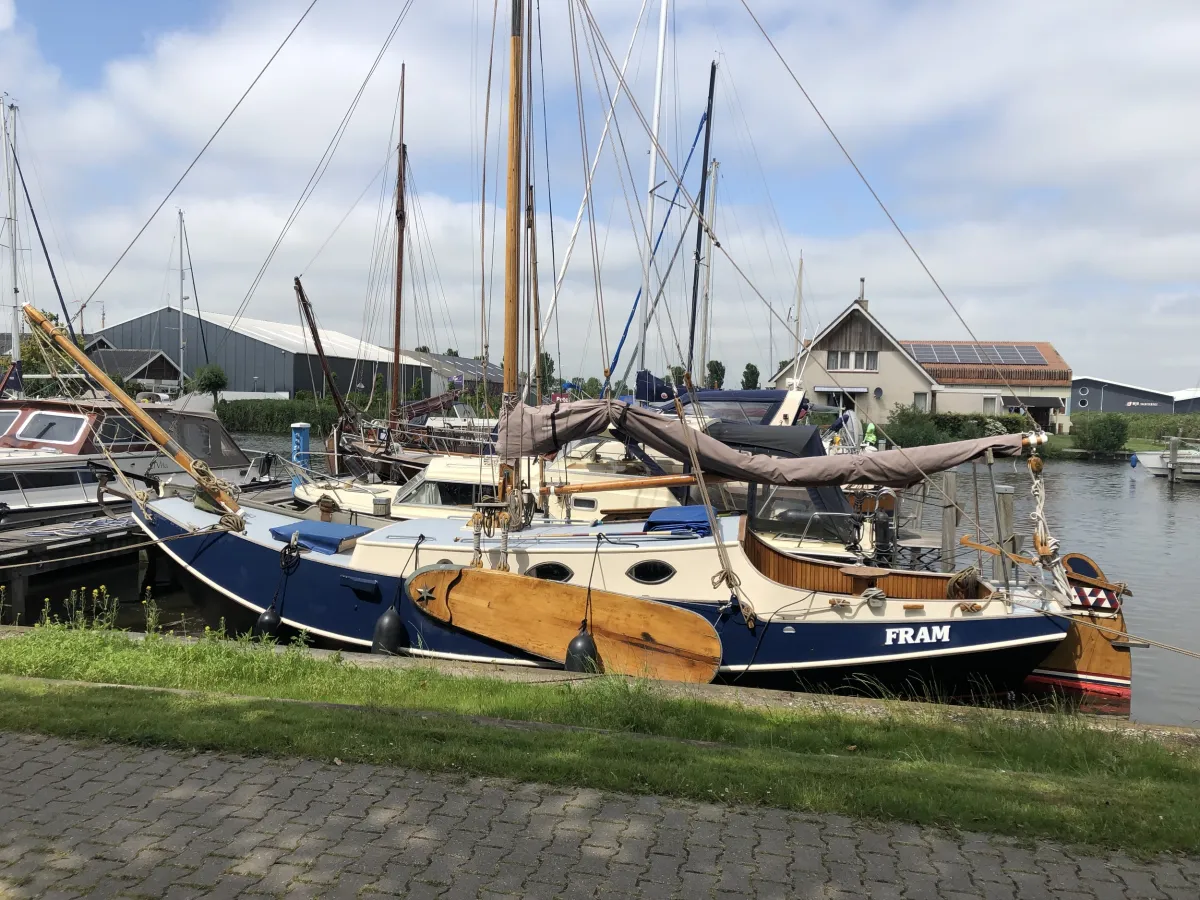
[[884, 625, 952, 646]]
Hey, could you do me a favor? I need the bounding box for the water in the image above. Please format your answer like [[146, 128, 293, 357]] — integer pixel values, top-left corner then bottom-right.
[[928, 457, 1200, 728], [130, 437, 1200, 727]]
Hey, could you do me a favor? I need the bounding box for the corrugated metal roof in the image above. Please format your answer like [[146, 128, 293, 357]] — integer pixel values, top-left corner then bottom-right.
[[200, 312, 429, 365], [101, 307, 427, 367]]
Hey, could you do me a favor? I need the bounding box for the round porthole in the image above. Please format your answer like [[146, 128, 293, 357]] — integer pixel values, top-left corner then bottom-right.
[[626, 560, 676, 585], [527, 562, 573, 582], [1078, 386, 1089, 396], [1077, 399, 1089, 408], [437, 558, 453, 565]]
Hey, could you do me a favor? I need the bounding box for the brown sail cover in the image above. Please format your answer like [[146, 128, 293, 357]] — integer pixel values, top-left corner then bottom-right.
[[497, 399, 1029, 488]]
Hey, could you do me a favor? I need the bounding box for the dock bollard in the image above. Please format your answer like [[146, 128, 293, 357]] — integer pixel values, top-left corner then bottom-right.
[[291, 422, 311, 490]]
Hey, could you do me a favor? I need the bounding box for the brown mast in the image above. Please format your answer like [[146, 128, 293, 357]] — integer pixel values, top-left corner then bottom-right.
[[499, 0, 524, 498], [389, 63, 408, 418]]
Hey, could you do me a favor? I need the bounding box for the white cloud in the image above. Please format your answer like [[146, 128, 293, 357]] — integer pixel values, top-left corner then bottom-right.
[[0, 0, 13, 33], [1, 0, 1198, 393]]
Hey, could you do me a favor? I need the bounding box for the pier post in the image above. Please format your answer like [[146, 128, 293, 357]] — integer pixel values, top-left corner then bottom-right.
[[940, 472, 957, 573], [1168, 436, 1179, 485], [7, 574, 27, 626], [994, 485, 1015, 584], [291, 422, 311, 491]]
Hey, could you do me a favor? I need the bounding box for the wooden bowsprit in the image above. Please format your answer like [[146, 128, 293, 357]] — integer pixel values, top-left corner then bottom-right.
[[406, 565, 722, 684]]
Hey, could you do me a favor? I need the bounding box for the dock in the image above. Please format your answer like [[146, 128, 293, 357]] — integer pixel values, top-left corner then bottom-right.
[[0, 514, 146, 625]]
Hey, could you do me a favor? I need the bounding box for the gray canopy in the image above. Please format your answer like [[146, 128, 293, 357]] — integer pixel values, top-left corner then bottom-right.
[[497, 399, 1030, 489]]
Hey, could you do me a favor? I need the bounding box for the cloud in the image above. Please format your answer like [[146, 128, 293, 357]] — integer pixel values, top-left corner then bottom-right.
[[0, 0, 13, 33], [1, 0, 1198, 393]]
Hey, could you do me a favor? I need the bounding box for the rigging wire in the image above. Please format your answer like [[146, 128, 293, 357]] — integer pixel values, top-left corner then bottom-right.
[[477, 0, 501, 379], [78, 0, 322, 317], [737, 0, 1039, 429], [221, 0, 415, 347], [534, 0, 564, 393], [180, 217, 209, 366]]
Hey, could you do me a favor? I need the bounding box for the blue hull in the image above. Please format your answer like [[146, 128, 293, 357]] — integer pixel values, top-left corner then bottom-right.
[[137, 506, 1067, 691]]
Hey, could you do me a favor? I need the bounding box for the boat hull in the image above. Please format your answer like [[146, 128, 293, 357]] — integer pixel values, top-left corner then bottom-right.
[[134, 501, 1067, 693]]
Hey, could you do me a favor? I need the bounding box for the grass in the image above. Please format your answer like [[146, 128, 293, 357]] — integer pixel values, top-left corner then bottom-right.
[[0, 623, 1197, 856]]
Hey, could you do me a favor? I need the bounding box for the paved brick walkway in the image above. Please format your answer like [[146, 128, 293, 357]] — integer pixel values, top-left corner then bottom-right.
[[0, 732, 1195, 899]]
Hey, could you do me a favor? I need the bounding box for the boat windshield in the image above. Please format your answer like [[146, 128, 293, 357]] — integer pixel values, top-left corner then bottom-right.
[[148, 412, 249, 468], [0, 411, 19, 436], [394, 470, 488, 506], [748, 483, 857, 545]]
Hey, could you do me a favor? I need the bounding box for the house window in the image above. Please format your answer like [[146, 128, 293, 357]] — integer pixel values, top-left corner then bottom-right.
[[827, 350, 877, 372], [912, 392, 929, 412], [983, 397, 997, 415]]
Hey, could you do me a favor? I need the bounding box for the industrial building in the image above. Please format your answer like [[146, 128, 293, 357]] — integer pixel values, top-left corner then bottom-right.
[[1071, 378, 1200, 415], [90, 306, 431, 399]]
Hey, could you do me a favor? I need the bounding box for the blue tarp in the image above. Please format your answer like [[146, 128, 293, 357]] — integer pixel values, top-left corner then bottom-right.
[[269, 520, 373, 555], [643, 505, 713, 537]]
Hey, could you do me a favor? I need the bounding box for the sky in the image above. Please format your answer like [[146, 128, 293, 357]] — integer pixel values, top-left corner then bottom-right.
[[1, 0, 1198, 392]]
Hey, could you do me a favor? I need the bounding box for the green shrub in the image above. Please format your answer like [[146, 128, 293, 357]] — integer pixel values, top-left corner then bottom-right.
[[881, 405, 1026, 447], [1071, 413, 1129, 453]]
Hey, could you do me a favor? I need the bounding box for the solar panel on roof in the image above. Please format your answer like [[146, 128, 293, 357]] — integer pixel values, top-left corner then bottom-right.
[[1015, 345, 1047, 365]]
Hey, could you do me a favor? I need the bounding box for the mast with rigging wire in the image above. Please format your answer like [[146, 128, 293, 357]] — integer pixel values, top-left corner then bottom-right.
[[686, 61, 717, 377], [3, 100, 20, 372], [499, 0, 525, 499], [390, 63, 408, 419], [178, 209, 187, 385], [698, 158, 718, 383], [636, 0, 669, 381]]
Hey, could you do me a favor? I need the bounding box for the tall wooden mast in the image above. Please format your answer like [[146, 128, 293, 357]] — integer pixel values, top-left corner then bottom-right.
[[499, 0, 525, 496], [389, 63, 408, 418]]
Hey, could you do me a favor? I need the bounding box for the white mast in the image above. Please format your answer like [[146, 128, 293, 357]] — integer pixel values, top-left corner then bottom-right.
[[178, 209, 186, 386], [636, 0, 669, 377], [3, 101, 19, 367], [793, 251, 803, 363], [698, 157, 718, 381]]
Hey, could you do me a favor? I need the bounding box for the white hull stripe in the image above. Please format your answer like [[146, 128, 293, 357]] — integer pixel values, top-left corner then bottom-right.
[[719, 633, 1065, 674], [1030, 668, 1132, 687]]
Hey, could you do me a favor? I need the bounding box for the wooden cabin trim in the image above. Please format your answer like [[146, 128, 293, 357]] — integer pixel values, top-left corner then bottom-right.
[[741, 523, 972, 600]]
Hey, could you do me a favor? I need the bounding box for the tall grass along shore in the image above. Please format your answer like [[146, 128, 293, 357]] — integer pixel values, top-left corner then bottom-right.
[[0, 612, 1196, 857]]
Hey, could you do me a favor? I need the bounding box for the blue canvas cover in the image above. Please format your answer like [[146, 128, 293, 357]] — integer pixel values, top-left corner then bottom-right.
[[269, 520, 373, 555], [643, 506, 713, 537]]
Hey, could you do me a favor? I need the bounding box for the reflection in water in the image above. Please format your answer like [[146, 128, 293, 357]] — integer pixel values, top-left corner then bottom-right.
[[86, 437, 1200, 728]]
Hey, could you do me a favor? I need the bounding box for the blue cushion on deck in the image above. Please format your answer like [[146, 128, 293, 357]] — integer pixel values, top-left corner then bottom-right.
[[269, 520, 373, 555], [643, 505, 712, 537]]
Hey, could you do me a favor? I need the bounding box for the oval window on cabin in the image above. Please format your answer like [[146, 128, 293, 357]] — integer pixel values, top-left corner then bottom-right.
[[572, 497, 598, 510], [527, 562, 573, 582], [627, 560, 676, 585]]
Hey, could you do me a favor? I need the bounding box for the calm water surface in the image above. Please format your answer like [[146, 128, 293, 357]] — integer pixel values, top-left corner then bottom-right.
[[160, 439, 1200, 727]]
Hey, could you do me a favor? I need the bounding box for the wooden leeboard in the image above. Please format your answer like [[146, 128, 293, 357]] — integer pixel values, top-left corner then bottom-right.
[[407, 566, 722, 684]]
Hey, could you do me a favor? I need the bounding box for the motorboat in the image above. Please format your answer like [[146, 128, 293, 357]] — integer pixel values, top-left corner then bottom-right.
[[0, 397, 278, 526]]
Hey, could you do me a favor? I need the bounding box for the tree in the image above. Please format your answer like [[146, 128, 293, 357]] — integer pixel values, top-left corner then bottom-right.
[[741, 363, 760, 390], [444, 348, 459, 357], [582, 376, 603, 398], [705, 360, 725, 390], [536, 351, 555, 391], [190, 364, 228, 404], [414, 345, 430, 353], [777, 360, 791, 379], [666, 365, 685, 386], [611, 379, 630, 398]]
